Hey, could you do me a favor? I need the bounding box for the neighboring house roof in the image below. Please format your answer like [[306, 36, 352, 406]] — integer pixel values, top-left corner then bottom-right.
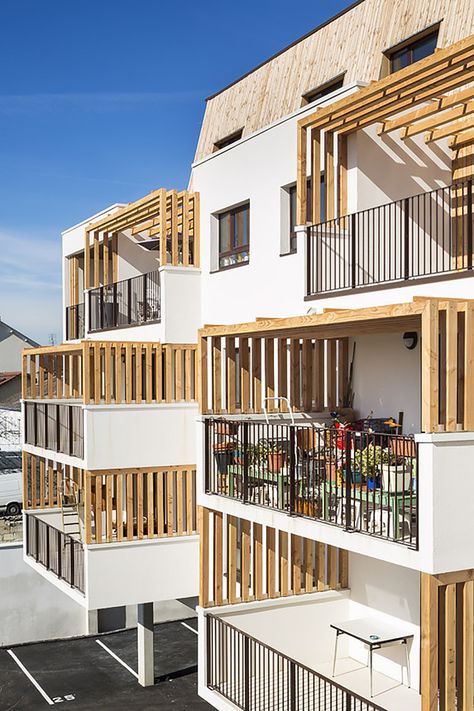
[[0, 319, 39, 348], [0, 372, 21, 387], [0, 451, 22, 471]]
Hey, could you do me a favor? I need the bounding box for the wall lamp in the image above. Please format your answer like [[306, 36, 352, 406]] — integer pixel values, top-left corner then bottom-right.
[[403, 331, 418, 350]]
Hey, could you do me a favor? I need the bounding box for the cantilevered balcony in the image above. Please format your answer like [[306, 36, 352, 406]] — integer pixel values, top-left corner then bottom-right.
[[88, 269, 160, 333], [306, 180, 473, 298]]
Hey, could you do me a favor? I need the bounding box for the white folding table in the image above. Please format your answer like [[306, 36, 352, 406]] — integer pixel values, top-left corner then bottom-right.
[[330, 617, 413, 698]]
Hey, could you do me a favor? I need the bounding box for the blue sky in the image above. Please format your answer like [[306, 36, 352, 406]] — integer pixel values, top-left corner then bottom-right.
[[0, 0, 351, 345]]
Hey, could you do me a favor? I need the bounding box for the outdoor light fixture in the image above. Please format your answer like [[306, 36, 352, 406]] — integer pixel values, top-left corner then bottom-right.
[[403, 331, 418, 350]]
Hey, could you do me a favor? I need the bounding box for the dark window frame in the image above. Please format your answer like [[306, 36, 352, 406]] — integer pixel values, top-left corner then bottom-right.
[[301, 73, 345, 106], [285, 175, 325, 255], [217, 202, 250, 271], [383, 25, 440, 76], [213, 128, 244, 152]]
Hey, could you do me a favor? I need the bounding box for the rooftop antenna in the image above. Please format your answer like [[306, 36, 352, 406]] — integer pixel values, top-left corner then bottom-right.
[[48, 333, 56, 346]]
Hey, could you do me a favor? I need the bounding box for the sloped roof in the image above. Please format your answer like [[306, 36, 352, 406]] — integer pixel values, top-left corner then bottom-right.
[[0, 372, 21, 387], [0, 451, 21, 471], [0, 320, 39, 348]]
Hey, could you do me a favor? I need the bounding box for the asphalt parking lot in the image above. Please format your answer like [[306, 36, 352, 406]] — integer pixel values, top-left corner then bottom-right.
[[0, 617, 211, 710]]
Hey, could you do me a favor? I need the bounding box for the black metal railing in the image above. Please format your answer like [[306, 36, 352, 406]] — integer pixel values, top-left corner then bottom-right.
[[207, 615, 388, 711], [66, 303, 85, 340], [26, 514, 84, 593], [306, 179, 474, 296], [24, 401, 84, 458], [205, 418, 418, 548], [88, 269, 161, 332]]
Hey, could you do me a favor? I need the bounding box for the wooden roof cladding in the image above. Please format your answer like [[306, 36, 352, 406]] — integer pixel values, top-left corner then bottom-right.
[[199, 297, 474, 433], [297, 32, 474, 224], [84, 187, 200, 289]]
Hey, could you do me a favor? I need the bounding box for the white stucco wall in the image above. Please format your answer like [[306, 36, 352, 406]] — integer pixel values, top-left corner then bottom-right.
[[0, 543, 87, 646], [84, 402, 197, 470], [0, 333, 33, 372]]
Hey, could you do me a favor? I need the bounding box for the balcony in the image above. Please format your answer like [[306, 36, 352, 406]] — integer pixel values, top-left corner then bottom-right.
[[203, 589, 421, 711], [24, 401, 84, 458], [306, 180, 473, 298], [65, 302, 85, 340], [88, 269, 161, 333], [25, 511, 84, 593], [23, 456, 199, 608], [205, 419, 418, 548]]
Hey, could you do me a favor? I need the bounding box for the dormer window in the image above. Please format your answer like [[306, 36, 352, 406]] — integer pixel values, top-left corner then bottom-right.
[[301, 74, 345, 106], [213, 128, 244, 152], [383, 26, 439, 75]]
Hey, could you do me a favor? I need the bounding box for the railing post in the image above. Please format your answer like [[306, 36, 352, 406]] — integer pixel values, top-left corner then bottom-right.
[[34, 403, 37, 447], [350, 213, 357, 289], [99, 286, 104, 330], [289, 659, 296, 711], [204, 419, 210, 494], [55, 404, 60, 453], [242, 421, 249, 503], [243, 635, 250, 710], [113, 283, 118, 327], [127, 279, 132, 325], [344, 430, 352, 530], [467, 179, 473, 271], [70, 542, 75, 588], [57, 530, 62, 580], [306, 226, 312, 296], [345, 690, 352, 711], [35, 517, 39, 562], [404, 197, 410, 280], [46, 524, 50, 570], [44, 404, 49, 450], [289, 426, 296, 515], [143, 273, 148, 323], [68, 405, 73, 456]]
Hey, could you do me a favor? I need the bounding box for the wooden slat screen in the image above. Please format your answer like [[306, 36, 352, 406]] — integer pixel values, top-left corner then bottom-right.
[[421, 299, 474, 432], [201, 335, 348, 415], [84, 466, 197, 544], [199, 506, 348, 608], [421, 571, 474, 711], [22, 452, 83, 510], [23, 348, 83, 401], [23, 342, 197, 406]]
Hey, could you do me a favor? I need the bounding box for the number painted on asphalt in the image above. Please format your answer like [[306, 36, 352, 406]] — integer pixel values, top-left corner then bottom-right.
[[52, 695, 76, 703]]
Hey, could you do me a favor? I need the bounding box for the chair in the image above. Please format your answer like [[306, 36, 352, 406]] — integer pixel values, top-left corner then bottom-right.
[[365, 506, 412, 540]]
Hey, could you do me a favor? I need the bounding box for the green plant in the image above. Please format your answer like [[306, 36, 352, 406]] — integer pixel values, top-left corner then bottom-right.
[[247, 439, 283, 465], [353, 444, 397, 479]]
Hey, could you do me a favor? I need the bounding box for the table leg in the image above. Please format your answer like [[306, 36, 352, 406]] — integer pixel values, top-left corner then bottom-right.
[[404, 639, 411, 688], [369, 645, 373, 697], [332, 631, 339, 677]]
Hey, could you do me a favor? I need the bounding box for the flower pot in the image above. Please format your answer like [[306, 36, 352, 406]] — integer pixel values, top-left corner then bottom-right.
[[268, 452, 285, 473], [381, 464, 412, 492]]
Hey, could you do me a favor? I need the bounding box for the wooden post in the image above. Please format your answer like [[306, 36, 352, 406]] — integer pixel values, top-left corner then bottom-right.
[[422, 300, 439, 432], [297, 124, 307, 225], [311, 128, 321, 223], [421, 573, 439, 711]]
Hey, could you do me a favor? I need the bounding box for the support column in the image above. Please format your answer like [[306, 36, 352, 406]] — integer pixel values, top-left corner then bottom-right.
[[137, 602, 154, 687]]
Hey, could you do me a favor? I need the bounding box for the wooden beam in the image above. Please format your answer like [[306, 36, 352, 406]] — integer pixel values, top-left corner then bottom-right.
[[421, 573, 439, 711], [325, 131, 335, 221], [402, 99, 474, 140], [422, 300, 439, 432], [93, 231, 100, 288], [426, 115, 474, 143], [297, 124, 307, 225], [311, 128, 321, 223]]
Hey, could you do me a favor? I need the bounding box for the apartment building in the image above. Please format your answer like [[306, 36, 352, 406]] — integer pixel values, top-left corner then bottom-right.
[[20, 0, 474, 706], [21, 191, 201, 685], [192, 2, 474, 711]]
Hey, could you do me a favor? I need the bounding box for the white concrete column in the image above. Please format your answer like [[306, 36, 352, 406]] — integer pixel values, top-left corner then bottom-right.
[[137, 602, 154, 687]]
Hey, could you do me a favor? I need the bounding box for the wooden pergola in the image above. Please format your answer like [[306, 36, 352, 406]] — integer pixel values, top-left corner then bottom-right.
[[297, 32, 474, 225], [83, 187, 200, 290], [199, 297, 474, 433]]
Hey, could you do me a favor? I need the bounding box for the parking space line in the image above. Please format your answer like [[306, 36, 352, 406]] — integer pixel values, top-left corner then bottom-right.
[[181, 622, 198, 635], [95, 639, 139, 679], [6, 649, 54, 706]]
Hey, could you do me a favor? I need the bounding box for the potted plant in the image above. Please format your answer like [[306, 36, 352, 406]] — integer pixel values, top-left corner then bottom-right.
[[249, 439, 287, 474]]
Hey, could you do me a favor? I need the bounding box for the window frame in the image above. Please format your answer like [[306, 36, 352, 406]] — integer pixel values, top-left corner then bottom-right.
[[217, 202, 250, 271], [213, 128, 244, 152], [301, 73, 346, 106], [382, 24, 440, 76], [283, 176, 324, 256]]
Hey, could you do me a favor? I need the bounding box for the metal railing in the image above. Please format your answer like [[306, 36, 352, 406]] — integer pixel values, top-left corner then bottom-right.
[[66, 303, 85, 340], [306, 179, 473, 296], [205, 418, 418, 548], [88, 269, 161, 332], [207, 614, 388, 711], [26, 514, 84, 593], [24, 401, 84, 458]]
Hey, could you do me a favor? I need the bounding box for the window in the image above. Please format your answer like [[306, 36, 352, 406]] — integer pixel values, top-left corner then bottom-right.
[[301, 74, 345, 106], [214, 128, 244, 152], [218, 203, 249, 269], [287, 176, 324, 253], [385, 28, 439, 74]]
